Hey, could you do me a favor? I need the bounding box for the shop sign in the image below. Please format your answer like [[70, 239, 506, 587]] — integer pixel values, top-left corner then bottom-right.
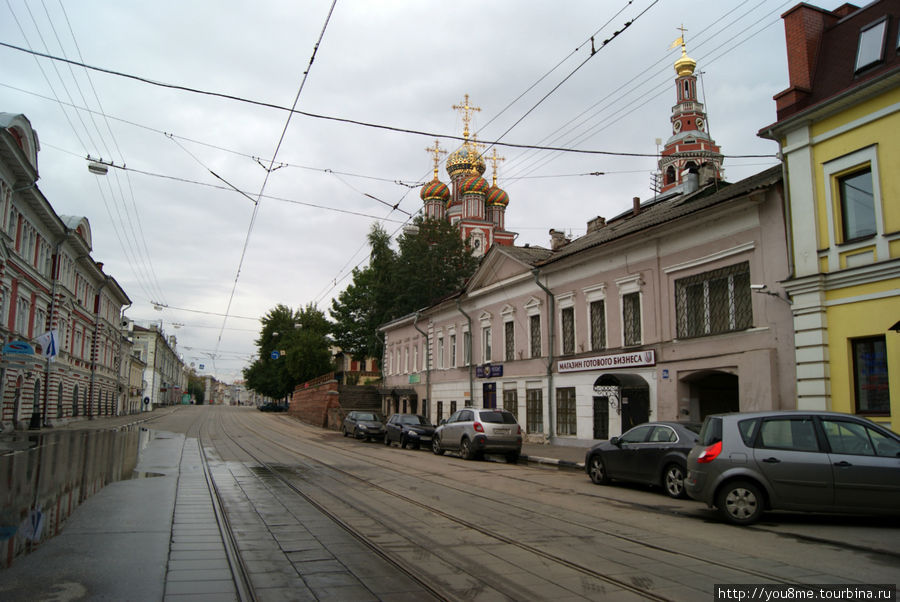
[[409, 374, 420, 384], [476, 364, 503, 378], [2, 341, 35, 355], [558, 350, 655, 373]]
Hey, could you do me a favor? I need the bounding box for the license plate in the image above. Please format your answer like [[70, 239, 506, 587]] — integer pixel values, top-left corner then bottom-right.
[[494, 428, 510, 435]]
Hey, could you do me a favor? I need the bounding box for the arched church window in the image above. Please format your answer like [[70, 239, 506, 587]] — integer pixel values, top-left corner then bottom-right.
[[665, 166, 676, 185]]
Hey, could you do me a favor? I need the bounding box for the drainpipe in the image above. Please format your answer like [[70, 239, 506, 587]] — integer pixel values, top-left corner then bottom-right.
[[119, 302, 132, 414], [532, 268, 556, 439], [413, 312, 430, 418], [455, 299, 474, 407]]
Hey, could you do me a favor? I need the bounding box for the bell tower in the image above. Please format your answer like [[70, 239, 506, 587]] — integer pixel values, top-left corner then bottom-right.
[[658, 28, 724, 193]]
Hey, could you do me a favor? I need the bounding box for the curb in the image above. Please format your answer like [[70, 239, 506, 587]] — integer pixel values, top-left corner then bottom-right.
[[522, 454, 585, 471]]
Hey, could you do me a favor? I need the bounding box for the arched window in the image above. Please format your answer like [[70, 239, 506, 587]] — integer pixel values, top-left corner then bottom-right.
[[73, 384, 79, 417], [57, 382, 63, 418], [665, 166, 676, 185]]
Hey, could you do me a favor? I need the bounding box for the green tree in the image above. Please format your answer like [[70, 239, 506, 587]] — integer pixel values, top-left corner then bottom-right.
[[243, 304, 333, 399]]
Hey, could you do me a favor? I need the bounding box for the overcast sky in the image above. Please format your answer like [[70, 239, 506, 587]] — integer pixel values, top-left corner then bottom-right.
[[1, 0, 846, 382]]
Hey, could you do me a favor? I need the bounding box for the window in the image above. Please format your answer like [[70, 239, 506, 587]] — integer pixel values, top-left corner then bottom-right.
[[621, 425, 653, 443], [590, 300, 606, 351], [503, 387, 518, 419], [556, 387, 576, 436], [450, 400, 457, 414], [526, 388, 543, 434], [561, 307, 575, 355], [15, 296, 30, 335], [838, 168, 876, 241], [413, 345, 418, 373], [851, 336, 889, 415], [437, 335, 444, 369], [758, 418, 819, 452], [675, 262, 752, 339], [482, 326, 492, 363], [854, 18, 887, 72], [437, 401, 443, 423], [404, 348, 409, 374], [649, 426, 677, 443], [463, 331, 471, 366], [622, 292, 642, 346], [504, 321, 515, 361], [529, 314, 541, 358], [450, 334, 457, 368]]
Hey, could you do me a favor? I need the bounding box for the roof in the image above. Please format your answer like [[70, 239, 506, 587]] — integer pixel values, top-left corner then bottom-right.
[[537, 165, 782, 266]]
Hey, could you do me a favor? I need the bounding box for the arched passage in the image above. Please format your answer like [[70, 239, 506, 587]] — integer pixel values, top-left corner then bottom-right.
[[682, 370, 739, 419], [593, 373, 650, 436]]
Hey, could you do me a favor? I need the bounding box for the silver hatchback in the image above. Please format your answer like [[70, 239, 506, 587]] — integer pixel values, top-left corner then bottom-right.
[[432, 408, 522, 463], [685, 411, 900, 525]]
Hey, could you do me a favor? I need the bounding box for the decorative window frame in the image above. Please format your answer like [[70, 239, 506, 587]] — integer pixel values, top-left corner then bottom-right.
[[822, 145, 885, 269], [448, 326, 457, 369], [555, 291, 576, 356], [501, 304, 516, 362], [436, 330, 444, 370], [479, 311, 493, 364], [583, 283, 607, 351], [524, 296, 542, 358]]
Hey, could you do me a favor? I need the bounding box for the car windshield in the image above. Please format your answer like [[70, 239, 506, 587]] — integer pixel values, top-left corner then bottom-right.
[[400, 415, 428, 425], [355, 413, 377, 421], [479, 411, 516, 424], [699, 416, 722, 445]]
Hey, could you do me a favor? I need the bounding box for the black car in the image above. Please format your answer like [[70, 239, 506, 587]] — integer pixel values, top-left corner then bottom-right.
[[384, 413, 435, 449], [341, 410, 385, 442], [585, 421, 701, 498], [258, 402, 287, 412]]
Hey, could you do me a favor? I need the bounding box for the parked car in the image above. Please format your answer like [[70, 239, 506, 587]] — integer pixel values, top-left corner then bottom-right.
[[432, 408, 522, 462], [685, 411, 900, 525], [341, 411, 385, 442], [585, 421, 702, 498], [258, 403, 287, 412], [384, 413, 435, 449]]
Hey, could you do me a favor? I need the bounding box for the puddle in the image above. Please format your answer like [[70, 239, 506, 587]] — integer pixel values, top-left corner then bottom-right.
[[0, 427, 155, 569]]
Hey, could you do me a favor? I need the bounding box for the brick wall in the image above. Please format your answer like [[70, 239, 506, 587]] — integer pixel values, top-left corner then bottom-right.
[[288, 378, 340, 428]]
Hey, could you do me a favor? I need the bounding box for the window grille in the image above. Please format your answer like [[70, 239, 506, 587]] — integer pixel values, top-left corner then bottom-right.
[[622, 293, 642, 346], [503, 389, 518, 419], [529, 314, 541, 358], [675, 262, 752, 338], [526, 389, 543, 433], [505, 321, 515, 361], [561, 307, 575, 355], [556, 388, 577, 436], [590, 300, 606, 351]]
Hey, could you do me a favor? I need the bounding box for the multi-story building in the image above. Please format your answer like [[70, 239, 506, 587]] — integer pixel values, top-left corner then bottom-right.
[[759, 0, 899, 429], [0, 113, 132, 429], [380, 50, 797, 443], [131, 325, 185, 409]]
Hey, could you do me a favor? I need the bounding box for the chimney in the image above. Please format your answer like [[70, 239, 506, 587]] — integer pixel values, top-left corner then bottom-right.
[[549, 229, 570, 250], [774, 4, 846, 117], [632, 197, 641, 217], [587, 216, 606, 233], [684, 172, 699, 194]]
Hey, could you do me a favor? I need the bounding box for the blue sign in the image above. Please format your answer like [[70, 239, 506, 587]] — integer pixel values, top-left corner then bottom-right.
[[270, 351, 280, 360], [476, 364, 503, 378], [2, 341, 35, 355]]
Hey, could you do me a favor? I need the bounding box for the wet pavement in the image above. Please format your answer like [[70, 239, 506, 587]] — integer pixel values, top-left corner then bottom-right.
[[0, 408, 591, 600]]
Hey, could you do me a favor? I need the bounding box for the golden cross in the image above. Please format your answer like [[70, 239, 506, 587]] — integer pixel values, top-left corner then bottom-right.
[[452, 94, 481, 141], [487, 147, 505, 186], [425, 139, 447, 179]]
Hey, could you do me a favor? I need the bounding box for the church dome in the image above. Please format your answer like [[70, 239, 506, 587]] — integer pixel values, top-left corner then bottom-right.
[[674, 48, 696, 76], [420, 178, 451, 202], [446, 143, 486, 177], [486, 185, 509, 207], [460, 174, 489, 195]]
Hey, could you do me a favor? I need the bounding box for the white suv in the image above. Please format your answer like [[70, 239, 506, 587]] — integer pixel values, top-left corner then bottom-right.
[[432, 408, 522, 463]]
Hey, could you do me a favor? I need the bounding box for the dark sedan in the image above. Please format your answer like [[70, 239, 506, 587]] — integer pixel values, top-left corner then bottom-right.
[[383, 413, 435, 449], [341, 411, 385, 442], [585, 421, 701, 498]]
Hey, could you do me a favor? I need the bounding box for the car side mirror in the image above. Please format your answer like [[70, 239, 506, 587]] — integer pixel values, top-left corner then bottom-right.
[[610, 436, 620, 447], [440, 419, 447, 426]]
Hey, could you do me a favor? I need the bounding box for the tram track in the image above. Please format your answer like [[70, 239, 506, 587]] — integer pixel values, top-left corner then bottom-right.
[[202, 409, 824, 601]]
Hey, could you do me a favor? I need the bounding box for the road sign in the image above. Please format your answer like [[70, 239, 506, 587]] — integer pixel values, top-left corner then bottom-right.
[[270, 351, 280, 360]]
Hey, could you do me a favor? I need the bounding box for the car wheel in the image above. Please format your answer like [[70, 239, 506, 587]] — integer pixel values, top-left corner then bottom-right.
[[460, 438, 477, 461], [506, 452, 520, 464], [663, 463, 688, 499], [588, 455, 609, 485], [432, 437, 445, 455], [717, 480, 764, 526], [383, 433, 391, 446], [400, 434, 408, 449]]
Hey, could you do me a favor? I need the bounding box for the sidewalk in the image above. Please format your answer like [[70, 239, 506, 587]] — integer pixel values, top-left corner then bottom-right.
[[520, 440, 590, 471]]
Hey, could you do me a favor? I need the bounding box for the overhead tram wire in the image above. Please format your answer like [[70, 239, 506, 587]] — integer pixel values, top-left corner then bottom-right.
[[212, 0, 339, 359], [0, 41, 773, 161]]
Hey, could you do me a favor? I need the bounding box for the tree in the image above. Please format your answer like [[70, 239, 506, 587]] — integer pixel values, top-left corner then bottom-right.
[[243, 304, 333, 399]]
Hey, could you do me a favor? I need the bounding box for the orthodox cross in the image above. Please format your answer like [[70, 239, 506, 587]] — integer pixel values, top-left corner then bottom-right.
[[452, 94, 481, 141], [425, 139, 447, 179], [487, 147, 505, 186]]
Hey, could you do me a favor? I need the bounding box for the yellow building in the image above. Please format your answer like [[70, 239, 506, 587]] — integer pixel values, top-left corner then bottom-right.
[[760, 1, 900, 430]]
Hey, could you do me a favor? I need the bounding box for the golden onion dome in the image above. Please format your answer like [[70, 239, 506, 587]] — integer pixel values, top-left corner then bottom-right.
[[446, 143, 486, 177], [674, 48, 696, 77]]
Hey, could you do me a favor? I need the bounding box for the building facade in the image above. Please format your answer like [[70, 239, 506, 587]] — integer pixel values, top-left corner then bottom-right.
[[131, 325, 185, 409], [759, 0, 899, 430], [0, 113, 132, 430]]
